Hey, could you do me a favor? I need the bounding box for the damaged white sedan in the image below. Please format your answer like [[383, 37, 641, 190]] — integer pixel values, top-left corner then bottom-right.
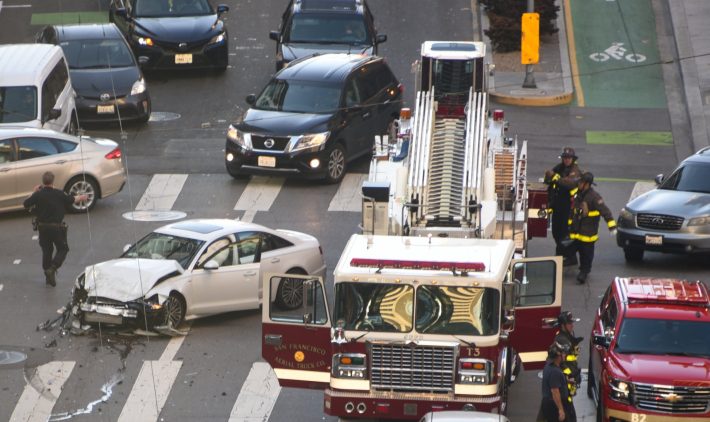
[[71, 219, 326, 333]]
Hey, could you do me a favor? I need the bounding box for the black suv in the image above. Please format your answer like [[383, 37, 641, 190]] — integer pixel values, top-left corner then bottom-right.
[[225, 53, 402, 183], [269, 0, 387, 70]]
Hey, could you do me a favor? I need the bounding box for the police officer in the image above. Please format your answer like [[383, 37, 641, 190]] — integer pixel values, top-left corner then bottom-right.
[[544, 147, 582, 264], [23, 171, 88, 286], [554, 311, 583, 419], [539, 343, 575, 422], [568, 172, 616, 283]]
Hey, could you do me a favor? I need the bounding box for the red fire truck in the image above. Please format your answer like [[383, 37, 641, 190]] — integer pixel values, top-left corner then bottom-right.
[[262, 234, 562, 419]]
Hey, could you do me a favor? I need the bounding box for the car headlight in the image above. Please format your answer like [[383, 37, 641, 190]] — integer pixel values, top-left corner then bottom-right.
[[688, 215, 710, 226], [227, 125, 252, 150], [331, 353, 367, 379], [209, 32, 226, 45], [608, 377, 632, 404], [135, 36, 154, 47], [130, 79, 146, 96], [289, 132, 329, 152], [618, 208, 634, 221], [458, 358, 493, 384]]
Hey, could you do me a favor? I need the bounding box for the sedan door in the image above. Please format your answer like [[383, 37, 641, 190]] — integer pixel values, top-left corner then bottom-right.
[[187, 235, 261, 316], [0, 138, 17, 210], [13, 137, 76, 204]]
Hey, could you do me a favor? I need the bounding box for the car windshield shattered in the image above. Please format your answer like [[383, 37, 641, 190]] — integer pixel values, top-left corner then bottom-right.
[[255, 79, 341, 113], [121, 232, 204, 269], [659, 162, 710, 194], [615, 318, 710, 357], [288, 14, 370, 44], [334, 283, 500, 335], [134, 0, 213, 17], [61, 39, 135, 69]]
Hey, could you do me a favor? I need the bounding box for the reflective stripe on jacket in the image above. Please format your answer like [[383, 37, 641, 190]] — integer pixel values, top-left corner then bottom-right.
[[569, 187, 615, 242]]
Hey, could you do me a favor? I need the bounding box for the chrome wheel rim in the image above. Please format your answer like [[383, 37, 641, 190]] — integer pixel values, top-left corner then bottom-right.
[[165, 297, 183, 328], [69, 180, 95, 211], [328, 148, 345, 180], [280, 278, 303, 309]]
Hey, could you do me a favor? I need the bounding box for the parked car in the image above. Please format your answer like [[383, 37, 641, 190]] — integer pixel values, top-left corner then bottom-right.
[[0, 127, 126, 213], [71, 219, 327, 333], [0, 44, 78, 134], [616, 146, 710, 261], [225, 53, 402, 183], [109, 0, 229, 71], [588, 276, 710, 421], [419, 411, 510, 422], [36, 23, 151, 124], [269, 0, 387, 70]]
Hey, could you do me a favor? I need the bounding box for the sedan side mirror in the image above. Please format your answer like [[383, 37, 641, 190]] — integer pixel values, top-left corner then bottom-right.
[[376, 34, 387, 44], [654, 174, 664, 185], [123, 244, 132, 253], [203, 260, 219, 270], [592, 334, 611, 348], [48, 108, 62, 121], [217, 4, 229, 14], [269, 31, 280, 41], [245, 94, 256, 105]]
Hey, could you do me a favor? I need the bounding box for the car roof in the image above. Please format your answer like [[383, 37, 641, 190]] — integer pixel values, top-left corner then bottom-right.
[[0, 44, 64, 86], [295, 0, 363, 14], [278, 53, 376, 82], [682, 146, 710, 164], [614, 277, 710, 321], [155, 218, 272, 241], [0, 126, 78, 142], [51, 23, 123, 41]]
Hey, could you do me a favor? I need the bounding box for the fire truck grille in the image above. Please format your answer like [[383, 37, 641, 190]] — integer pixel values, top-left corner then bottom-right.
[[634, 383, 710, 414], [369, 344, 456, 393], [636, 213, 684, 230]]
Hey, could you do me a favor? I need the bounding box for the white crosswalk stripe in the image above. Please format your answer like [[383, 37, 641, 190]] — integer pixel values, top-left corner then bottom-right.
[[229, 362, 281, 422], [235, 176, 285, 222], [10, 361, 75, 422], [328, 173, 368, 212], [135, 174, 188, 211]]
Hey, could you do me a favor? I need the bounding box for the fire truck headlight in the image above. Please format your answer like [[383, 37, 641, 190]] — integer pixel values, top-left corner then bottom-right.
[[458, 358, 492, 385], [608, 377, 632, 404], [332, 353, 367, 379]]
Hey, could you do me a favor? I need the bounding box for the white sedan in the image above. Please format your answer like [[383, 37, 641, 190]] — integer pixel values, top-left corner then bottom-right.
[[72, 219, 326, 333]]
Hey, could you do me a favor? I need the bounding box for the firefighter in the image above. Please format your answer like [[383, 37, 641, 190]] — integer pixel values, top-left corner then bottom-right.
[[554, 311, 583, 421], [538, 342, 575, 422], [544, 147, 582, 264], [568, 172, 616, 283]]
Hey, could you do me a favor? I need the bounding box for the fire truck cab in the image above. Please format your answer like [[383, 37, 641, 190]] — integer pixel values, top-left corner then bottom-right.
[[262, 234, 562, 419]]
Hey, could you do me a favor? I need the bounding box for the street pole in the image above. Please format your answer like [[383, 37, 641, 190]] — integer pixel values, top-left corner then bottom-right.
[[522, 0, 537, 88]]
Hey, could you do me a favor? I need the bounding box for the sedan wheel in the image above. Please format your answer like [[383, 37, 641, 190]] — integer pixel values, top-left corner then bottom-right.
[[275, 275, 305, 310], [324, 144, 346, 184], [163, 294, 186, 329], [66, 176, 97, 212]]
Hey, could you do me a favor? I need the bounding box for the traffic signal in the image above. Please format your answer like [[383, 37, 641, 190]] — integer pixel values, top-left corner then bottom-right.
[[521, 12, 540, 65]]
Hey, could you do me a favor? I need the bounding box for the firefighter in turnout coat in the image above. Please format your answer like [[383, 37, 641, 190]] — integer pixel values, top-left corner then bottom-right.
[[544, 147, 582, 262], [554, 311, 583, 422], [569, 172, 616, 283]]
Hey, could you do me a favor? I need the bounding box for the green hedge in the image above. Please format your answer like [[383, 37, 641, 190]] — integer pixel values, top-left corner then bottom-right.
[[481, 0, 560, 53]]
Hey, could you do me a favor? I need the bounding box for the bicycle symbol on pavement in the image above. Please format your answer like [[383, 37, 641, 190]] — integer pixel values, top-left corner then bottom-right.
[[589, 42, 646, 63]]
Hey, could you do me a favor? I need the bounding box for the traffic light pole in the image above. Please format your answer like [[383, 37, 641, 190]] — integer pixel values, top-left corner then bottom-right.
[[522, 0, 537, 88]]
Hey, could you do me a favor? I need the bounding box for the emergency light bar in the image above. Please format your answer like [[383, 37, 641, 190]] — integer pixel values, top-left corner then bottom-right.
[[350, 258, 485, 272], [619, 277, 709, 307]]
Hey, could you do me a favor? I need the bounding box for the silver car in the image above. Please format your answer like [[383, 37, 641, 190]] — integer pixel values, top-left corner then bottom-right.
[[616, 147, 710, 261], [0, 126, 126, 213]]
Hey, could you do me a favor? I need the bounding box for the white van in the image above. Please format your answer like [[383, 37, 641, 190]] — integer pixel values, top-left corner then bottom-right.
[[0, 44, 78, 134]]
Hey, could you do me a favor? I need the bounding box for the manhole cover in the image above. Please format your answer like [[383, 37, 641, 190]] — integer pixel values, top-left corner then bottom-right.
[[0, 350, 27, 365], [148, 112, 181, 122], [122, 210, 187, 222]]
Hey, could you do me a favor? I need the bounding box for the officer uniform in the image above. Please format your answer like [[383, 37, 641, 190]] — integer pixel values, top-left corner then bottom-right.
[[544, 147, 582, 260], [23, 185, 75, 286], [554, 311, 583, 422], [539, 344, 575, 422], [568, 172, 616, 283]]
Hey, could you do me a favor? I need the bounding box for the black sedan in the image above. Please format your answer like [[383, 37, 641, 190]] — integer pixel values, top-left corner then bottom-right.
[[36, 23, 151, 123], [109, 0, 229, 71]]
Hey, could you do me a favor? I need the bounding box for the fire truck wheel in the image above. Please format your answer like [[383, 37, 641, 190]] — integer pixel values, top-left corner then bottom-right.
[[275, 270, 306, 310]]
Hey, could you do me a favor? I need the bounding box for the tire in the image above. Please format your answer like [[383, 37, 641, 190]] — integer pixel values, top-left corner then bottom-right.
[[163, 293, 186, 329], [324, 143, 346, 184], [65, 176, 98, 213], [226, 162, 248, 179], [623, 247, 644, 262], [275, 269, 306, 310], [587, 354, 594, 399], [140, 100, 151, 124], [596, 389, 604, 422]]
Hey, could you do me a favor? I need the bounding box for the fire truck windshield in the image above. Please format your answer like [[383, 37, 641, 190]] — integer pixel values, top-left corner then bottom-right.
[[614, 318, 710, 357], [334, 283, 500, 336]]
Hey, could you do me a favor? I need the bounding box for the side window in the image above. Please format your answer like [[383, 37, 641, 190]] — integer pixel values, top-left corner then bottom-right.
[[371, 63, 396, 94], [601, 296, 618, 335], [236, 231, 262, 264], [512, 260, 556, 306], [269, 275, 327, 324], [344, 79, 361, 107], [354, 66, 378, 102], [17, 138, 59, 160], [42, 58, 69, 119], [260, 232, 293, 254], [54, 139, 77, 153], [0, 139, 14, 163], [197, 236, 233, 267]]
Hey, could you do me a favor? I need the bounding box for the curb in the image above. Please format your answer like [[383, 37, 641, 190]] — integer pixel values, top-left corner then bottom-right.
[[490, 90, 574, 107]]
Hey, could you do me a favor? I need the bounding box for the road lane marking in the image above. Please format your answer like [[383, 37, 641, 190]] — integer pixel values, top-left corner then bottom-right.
[[586, 130, 672, 145], [135, 174, 188, 211], [234, 176, 284, 222], [158, 323, 192, 362], [328, 173, 367, 212], [116, 361, 182, 422], [228, 362, 281, 422], [10, 361, 75, 422], [13, 259, 21, 264]]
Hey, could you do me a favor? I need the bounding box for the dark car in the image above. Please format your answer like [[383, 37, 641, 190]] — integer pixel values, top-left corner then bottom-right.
[[225, 53, 402, 183], [109, 0, 229, 71], [36, 23, 151, 124], [269, 0, 386, 70]]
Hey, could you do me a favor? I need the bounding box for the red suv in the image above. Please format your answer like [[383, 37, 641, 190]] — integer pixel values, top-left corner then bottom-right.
[[588, 277, 710, 422]]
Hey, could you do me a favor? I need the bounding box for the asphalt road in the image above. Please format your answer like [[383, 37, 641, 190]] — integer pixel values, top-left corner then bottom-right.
[[0, 1, 706, 422]]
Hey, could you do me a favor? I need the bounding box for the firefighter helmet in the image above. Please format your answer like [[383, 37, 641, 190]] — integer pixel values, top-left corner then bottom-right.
[[557, 311, 580, 326], [559, 147, 577, 160]]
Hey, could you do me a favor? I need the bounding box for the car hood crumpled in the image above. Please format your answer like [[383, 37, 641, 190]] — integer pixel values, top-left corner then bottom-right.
[[82, 258, 183, 303], [628, 189, 710, 217]]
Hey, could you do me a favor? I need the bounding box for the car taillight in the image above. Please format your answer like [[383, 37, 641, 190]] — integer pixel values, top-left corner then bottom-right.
[[105, 148, 122, 160]]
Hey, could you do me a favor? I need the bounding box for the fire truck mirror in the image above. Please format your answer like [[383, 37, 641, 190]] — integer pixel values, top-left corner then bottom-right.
[[304, 280, 315, 307], [593, 334, 611, 348], [503, 283, 517, 311]]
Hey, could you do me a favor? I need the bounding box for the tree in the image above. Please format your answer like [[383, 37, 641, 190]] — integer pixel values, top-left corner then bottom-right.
[[481, 0, 560, 53]]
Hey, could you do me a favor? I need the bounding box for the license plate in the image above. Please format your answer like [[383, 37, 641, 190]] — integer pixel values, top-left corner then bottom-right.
[[175, 54, 193, 64], [97, 104, 115, 114], [258, 156, 276, 167], [84, 312, 123, 325], [645, 235, 663, 245]]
